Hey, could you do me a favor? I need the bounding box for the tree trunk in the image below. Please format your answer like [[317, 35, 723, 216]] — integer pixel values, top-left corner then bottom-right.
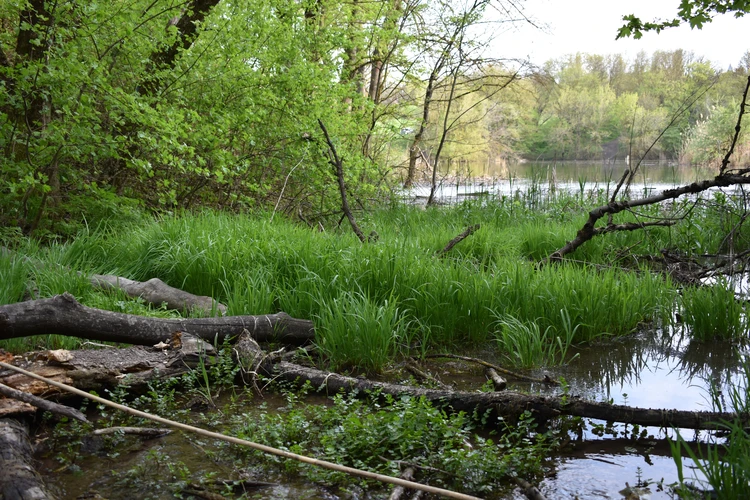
[[274, 361, 743, 430], [0, 293, 314, 346], [0, 418, 57, 500]]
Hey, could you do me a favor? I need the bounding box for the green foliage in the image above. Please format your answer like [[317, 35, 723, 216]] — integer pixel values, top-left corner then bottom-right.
[[492, 309, 580, 368], [678, 281, 748, 341], [232, 389, 555, 495], [315, 291, 407, 373], [619, 1, 750, 39], [670, 357, 750, 499]]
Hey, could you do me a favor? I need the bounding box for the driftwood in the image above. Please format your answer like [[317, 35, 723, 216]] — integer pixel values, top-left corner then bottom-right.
[[485, 368, 507, 391], [0, 293, 314, 346], [0, 419, 57, 500], [274, 361, 744, 430], [90, 275, 227, 315], [92, 426, 172, 437], [0, 339, 210, 415]]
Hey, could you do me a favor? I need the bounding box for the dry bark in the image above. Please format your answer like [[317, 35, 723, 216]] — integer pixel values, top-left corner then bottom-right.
[[274, 361, 745, 430], [485, 368, 507, 391], [0, 382, 87, 422], [0, 293, 314, 346], [0, 418, 57, 500], [0, 336, 212, 414], [90, 275, 227, 315]]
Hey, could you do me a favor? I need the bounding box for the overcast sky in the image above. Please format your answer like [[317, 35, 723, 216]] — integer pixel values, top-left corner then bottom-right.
[[490, 0, 750, 69]]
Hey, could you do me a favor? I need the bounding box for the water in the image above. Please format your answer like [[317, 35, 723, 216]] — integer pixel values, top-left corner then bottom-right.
[[407, 160, 718, 203]]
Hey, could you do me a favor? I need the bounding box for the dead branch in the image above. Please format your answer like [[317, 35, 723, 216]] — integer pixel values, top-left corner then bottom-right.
[[0, 419, 58, 500], [424, 353, 558, 385], [91, 275, 227, 315], [549, 169, 750, 261], [0, 382, 87, 422], [317, 119, 367, 243], [485, 368, 507, 391], [720, 75, 750, 175], [436, 224, 480, 256], [92, 426, 172, 437], [551, 76, 750, 262], [0, 293, 314, 345], [274, 361, 743, 430]]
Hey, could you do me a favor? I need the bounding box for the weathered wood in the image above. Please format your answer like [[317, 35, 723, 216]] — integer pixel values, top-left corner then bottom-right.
[[0, 342, 202, 406], [0, 418, 57, 500], [0, 293, 314, 346], [90, 275, 227, 315], [274, 361, 745, 430], [0, 382, 87, 422], [92, 426, 172, 437], [485, 368, 507, 391]]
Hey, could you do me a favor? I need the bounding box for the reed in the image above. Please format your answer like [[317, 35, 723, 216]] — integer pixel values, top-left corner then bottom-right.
[[315, 291, 406, 373], [679, 282, 747, 341]]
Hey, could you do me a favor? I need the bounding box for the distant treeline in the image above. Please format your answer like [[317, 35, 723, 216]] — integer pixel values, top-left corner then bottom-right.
[[414, 50, 750, 166]]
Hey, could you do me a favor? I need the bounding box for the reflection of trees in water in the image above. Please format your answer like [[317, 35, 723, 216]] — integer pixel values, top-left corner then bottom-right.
[[551, 327, 743, 402]]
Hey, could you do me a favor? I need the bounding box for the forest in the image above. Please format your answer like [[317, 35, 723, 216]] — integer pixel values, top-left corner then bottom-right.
[[2, 1, 750, 499], [2, 0, 749, 238]]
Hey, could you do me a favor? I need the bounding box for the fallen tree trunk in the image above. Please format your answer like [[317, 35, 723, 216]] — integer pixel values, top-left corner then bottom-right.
[[0, 293, 314, 346], [0, 418, 57, 500], [0, 335, 214, 416], [275, 361, 744, 430], [90, 275, 227, 315]]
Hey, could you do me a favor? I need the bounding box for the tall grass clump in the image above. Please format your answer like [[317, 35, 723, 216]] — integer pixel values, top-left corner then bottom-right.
[[492, 308, 580, 368], [670, 358, 750, 499], [679, 282, 747, 341], [315, 291, 407, 374], [0, 253, 28, 305]]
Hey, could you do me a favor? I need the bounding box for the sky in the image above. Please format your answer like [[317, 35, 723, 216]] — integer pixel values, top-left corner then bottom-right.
[[490, 0, 750, 70]]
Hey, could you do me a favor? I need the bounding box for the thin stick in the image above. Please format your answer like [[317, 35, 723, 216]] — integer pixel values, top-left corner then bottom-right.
[[424, 353, 558, 385], [0, 361, 481, 500]]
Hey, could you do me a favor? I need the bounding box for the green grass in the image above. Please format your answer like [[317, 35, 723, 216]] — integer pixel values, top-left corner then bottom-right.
[[679, 281, 747, 341], [670, 358, 750, 499], [492, 308, 581, 368], [1, 198, 733, 371]]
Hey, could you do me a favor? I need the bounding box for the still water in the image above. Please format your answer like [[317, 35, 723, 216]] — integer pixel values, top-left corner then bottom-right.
[[408, 160, 718, 203]]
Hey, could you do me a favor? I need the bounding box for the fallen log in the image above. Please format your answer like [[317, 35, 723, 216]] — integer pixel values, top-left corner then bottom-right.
[[0, 293, 314, 346], [0, 337, 210, 410], [0, 382, 87, 422], [90, 275, 228, 315], [274, 361, 745, 430], [0, 418, 58, 500]]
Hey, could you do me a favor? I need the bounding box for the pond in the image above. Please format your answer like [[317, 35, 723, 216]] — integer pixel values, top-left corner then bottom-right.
[[407, 160, 718, 204]]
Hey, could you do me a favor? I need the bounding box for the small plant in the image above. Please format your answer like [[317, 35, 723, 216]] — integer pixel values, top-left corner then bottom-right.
[[679, 281, 747, 341], [315, 291, 406, 373], [492, 308, 579, 368]]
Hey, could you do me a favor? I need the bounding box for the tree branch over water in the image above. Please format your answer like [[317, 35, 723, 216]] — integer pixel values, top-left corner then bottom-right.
[[548, 75, 750, 262]]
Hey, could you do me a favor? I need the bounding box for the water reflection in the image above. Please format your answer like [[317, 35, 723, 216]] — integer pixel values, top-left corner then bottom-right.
[[534, 328, 745, 412], [407, 160, 719, 203]]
